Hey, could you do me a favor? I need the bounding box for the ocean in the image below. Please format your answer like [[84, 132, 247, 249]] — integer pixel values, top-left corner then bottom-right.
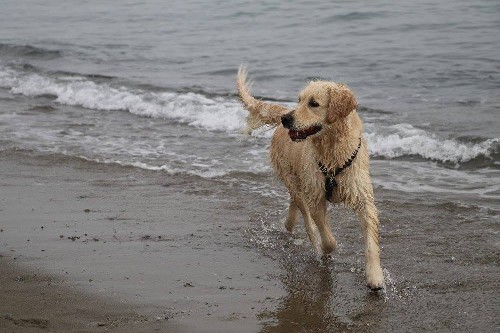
[[0, 0, 499, 331]]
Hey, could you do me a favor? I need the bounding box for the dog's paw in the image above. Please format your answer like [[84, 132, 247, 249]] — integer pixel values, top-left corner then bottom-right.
[[282, 217, 296, 233], [321, 237, 337, 255], [366, 266, 385, 291]]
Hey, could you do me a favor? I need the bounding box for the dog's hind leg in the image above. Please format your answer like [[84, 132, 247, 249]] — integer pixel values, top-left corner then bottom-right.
[[311, 201, 337, 255], [284, 199, 299, 232], [355, 201, 384, 290]]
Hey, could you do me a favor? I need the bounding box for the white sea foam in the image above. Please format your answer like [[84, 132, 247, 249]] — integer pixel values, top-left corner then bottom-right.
[[0, 66, 247, 132], [365, 123, 498, 164], [63, 154, 232, 179], [0, 66, 498, 165]]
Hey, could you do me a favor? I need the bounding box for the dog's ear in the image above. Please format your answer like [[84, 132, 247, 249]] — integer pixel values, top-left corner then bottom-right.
[[327, 84, 357, 122]]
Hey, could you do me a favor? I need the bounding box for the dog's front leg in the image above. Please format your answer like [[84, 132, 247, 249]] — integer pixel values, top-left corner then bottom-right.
[[294, 201, 321, 253], [311, 200, 337, 255], [284, 200, 299, 232], [355, 201, 384, 290]]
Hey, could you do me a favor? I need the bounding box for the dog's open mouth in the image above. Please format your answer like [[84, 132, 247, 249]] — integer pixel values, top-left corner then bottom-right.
[[288, 125, 322, 141]]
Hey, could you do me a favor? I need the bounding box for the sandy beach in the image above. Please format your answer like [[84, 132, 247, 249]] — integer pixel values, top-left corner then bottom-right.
[[1, 149, 498, 332], [0, 150, 284, 332], [1, 257, 183, 332]]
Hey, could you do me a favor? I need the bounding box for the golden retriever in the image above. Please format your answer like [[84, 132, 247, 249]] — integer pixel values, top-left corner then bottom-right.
[[237, 66, 384, 290]]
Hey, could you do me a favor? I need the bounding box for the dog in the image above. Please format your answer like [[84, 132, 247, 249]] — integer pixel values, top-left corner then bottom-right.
[[237, 66, 384, 290]]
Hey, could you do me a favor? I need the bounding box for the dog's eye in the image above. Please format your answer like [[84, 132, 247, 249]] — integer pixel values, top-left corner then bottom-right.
[[308, 99, 320, 108]]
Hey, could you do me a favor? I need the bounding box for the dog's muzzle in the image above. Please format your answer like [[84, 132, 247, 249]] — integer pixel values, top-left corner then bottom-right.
[[288, 125, 322, 141], [281, 111, 322, 141]]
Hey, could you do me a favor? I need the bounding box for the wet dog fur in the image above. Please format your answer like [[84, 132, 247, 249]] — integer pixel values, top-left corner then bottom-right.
[[237, 66, 384, 290]]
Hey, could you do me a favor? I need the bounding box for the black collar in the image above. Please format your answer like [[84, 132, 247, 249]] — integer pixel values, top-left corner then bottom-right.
[[317, 137, 362, 201]]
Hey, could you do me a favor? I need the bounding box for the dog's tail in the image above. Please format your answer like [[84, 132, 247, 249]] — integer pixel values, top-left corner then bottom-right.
[[237, 65, 290, 134]]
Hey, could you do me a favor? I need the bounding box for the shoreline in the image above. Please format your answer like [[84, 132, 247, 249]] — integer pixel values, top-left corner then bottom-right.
[[1, 149, 498, 332]]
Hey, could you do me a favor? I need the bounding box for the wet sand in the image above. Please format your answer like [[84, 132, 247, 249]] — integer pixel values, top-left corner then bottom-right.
[[0, 150, 499, 332], [0, 150, 282, 332], [0, 258, 184, 332]]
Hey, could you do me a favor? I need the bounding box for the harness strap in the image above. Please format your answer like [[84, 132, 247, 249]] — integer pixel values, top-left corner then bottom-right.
[[317, 138, 362, 201]]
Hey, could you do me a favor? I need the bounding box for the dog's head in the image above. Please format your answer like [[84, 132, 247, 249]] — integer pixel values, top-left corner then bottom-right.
[[281, 81, 357, 141]]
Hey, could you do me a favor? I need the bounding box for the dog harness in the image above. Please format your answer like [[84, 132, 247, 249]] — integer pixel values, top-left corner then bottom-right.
[[317, 138, 362, 202]]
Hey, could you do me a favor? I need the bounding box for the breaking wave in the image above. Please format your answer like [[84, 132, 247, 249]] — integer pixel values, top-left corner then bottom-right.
[[0, 65, 498, 166], [365, 123, 499, 165], [0, 65, 246, 132]]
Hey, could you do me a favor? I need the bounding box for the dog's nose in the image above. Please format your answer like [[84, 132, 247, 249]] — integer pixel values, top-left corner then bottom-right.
[[281, 112, 294, 129]]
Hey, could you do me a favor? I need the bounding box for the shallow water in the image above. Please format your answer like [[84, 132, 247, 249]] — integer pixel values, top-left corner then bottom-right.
[[0, 0, 499, 331]]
